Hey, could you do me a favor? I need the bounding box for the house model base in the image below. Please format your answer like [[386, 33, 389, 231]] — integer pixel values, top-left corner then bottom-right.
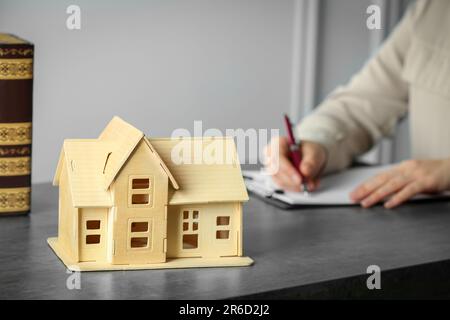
[[48, 238, 253, 271], [48, 117, 254, 272]]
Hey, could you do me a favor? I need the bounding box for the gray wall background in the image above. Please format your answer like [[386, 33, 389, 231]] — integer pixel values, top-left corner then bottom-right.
[[0, 0, 411, 183]]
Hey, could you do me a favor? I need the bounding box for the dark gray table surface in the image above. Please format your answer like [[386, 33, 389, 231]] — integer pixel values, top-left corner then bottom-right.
[[1, 183, 450, 299]]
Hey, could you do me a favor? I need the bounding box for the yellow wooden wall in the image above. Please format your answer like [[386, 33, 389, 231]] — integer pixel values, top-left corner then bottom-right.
[[167, 202, 242, 259], [111, 140, 169, 264], [78, 207, 109, 262], [57, 161, 79, 263]]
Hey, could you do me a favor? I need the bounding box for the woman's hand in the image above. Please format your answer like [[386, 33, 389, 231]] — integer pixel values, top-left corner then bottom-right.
[[350, 159, 450, 209], [264, 136, 327, 192]]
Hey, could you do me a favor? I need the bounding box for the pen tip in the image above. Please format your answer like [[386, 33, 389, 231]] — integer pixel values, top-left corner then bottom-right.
[[302, 183, 309, 196]]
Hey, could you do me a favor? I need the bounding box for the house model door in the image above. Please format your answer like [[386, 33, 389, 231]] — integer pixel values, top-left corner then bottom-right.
[[79, 208, 108, 262]]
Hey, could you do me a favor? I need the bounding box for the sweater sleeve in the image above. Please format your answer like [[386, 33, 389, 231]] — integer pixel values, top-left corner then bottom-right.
[[295, 0, 427, 173]]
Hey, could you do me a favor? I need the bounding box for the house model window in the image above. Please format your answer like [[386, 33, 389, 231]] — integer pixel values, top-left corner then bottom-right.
[[216, 216, 230, 239], [182, 210, 199, 249], [129, 219, 151, 249], [129, 176, 153, 207], [85, 220, 101, 244]]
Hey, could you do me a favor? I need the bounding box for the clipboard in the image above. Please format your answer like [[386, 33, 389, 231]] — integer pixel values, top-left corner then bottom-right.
[[243, 166, 450, 210]]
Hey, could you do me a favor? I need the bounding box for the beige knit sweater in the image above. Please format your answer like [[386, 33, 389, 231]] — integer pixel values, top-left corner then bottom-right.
[[296, 0, 450, 173]]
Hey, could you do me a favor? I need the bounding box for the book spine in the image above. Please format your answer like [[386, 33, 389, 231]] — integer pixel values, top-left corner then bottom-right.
[[0, 41, 33, 214]]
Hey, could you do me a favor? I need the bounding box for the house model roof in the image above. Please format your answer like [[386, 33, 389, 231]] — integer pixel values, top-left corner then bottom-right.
[[97, 117, 179, 191], [54, 139, 115, 207], [149, 137, 249, 205], [53, 117, 248, 207]]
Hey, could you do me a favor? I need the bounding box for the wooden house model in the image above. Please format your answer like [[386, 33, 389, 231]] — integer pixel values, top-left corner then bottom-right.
[[47, 117, 253, 271]]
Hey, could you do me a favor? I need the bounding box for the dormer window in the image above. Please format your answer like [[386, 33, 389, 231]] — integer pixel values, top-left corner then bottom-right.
[[128, 175, 154, 207]]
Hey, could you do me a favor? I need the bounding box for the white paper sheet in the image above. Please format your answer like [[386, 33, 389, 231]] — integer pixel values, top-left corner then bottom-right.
[[243, 165, 449, 205]]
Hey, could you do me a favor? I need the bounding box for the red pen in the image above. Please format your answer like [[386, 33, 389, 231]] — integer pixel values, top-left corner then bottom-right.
[[284, 114, 309, 194]]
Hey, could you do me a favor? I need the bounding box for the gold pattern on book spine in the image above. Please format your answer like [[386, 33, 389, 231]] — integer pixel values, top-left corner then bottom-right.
[[0, 146, 31, 157], [0, 157, 31, 176], [0, 123, 32, 145], [0, 187, 30, 212], [0, 48, 33, 57], [0, 58, 33, 79]]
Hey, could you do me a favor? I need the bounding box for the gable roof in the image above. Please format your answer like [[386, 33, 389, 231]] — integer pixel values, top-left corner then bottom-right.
[[53, 117, 179, 207], [149, 137, 249, 205], [98, 116, 178, 190], [143, 137, 179, 190], [53, 139, 114, 207], [98, 116, 144, 190]]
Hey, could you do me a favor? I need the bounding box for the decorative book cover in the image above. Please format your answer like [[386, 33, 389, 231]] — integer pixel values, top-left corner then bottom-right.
[[0, 34, 33, 214]]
